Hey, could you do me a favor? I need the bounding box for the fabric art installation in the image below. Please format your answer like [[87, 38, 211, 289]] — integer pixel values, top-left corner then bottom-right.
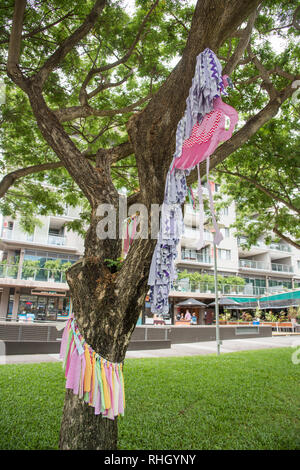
[[60, 316, 125, 419], [121, 213, 138, 258], [148, 48, 238, 315]]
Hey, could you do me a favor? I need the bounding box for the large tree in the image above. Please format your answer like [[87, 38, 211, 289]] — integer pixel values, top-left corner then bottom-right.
[[1, 0, 299, 450]]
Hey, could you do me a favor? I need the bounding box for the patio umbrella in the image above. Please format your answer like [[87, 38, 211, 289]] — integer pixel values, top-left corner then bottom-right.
[[207, 297, 239, 307], [176, 298, 207, 307]]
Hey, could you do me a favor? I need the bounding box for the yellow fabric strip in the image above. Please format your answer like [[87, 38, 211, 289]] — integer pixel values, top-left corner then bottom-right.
[[89, 352, 96, 405], [120, 364, 125, 410], [83, 344, 92, 393], [101, 358, 111, 410]]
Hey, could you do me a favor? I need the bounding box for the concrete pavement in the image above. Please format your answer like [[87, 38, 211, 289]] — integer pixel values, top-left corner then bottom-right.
[[1, 335, 299, 364]]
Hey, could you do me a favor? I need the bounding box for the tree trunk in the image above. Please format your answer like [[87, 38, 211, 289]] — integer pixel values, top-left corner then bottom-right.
[[59, 391, 118, 450], [58, 225, 156, 449]]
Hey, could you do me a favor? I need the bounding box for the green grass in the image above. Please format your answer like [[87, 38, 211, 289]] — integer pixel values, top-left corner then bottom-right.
[[0, 348, 299, 450]]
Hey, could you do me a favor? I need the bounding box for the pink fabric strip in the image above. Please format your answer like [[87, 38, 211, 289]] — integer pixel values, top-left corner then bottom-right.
[[65, 336, 75, 378], [66, 347, 79, 390], [115, 365, 124, 415], [123, 221, 129, 256], [130, 216, 137, 244], [59, 319, 71, 359]]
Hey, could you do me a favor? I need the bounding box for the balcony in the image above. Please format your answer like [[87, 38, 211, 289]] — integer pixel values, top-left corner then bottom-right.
[[269, 243, 291, 253], [271, 263, 293, 273], [21, 266, 67, 283], [239, 259, 269, 271], [47, 234, 66, 246], [183, 227, 214, 242], [1, 227, 66, 247], [1, 228, 33, 242], [0, 263, 69, 284], [171, 279, 266, 296], [0, 263, 18, 279], [181, 249, 212, 264]]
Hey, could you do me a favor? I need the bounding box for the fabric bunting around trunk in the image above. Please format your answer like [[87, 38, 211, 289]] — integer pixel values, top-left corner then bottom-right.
[[60, 316, 125, 419]]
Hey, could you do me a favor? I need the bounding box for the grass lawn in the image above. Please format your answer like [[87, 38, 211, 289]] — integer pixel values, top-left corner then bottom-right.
[[0, 347, 299, 450]]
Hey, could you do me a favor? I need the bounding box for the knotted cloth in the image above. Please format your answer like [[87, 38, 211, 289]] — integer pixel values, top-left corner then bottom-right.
[[60, 316, 125, 419]]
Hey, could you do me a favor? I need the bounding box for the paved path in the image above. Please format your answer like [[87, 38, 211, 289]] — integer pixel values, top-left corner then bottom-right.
[[1, 335, 299, 364]]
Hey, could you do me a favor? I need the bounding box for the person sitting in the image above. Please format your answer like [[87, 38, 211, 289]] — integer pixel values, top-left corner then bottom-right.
[[185, 310, 191, 321], [191, 313, 197, 325]]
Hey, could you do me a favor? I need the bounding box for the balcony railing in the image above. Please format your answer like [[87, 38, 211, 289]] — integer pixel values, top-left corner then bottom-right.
[[47, 234, 66, 246], [237, 237, 292, 253], [271, 263, 293, 273], [1, 228, 33, 242], [269, 243, 291, 253], [182, 227, 214, 242], [0, 264, 18, 279], [239, 259, 268, 270], [181, 250, 211, 264], [171, 280, 266, 296], [0, 264, 67, 283], [21, 266, 67, 283]]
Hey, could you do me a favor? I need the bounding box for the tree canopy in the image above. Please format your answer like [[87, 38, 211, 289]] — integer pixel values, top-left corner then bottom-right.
[[0, 0, 299, 246]]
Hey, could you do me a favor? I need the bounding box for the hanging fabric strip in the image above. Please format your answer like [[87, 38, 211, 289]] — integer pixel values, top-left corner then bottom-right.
[[60, 316, 125, 419], [196, 163, 205, 250], [206, 156, 223, 245], [122, 214, 138, 259]]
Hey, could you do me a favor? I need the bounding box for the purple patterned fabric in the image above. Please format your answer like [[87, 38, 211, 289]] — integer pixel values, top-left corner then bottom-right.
[[148, 49, 226, 314]]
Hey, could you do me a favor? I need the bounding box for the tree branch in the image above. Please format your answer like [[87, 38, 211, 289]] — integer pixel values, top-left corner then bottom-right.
[[223, 9, 257, 75], [6, 0, 27, 90], [80, 70, 134, 105], [34, 0, 106, 88], [0, 9, 75, 45], [247, 44, 277, 99], [54, 93, 152, 122], [81, 0, 159, 81], [215, 168, 300, 214], [273, 226, 300, 250], [0, 161, 63, 198], [96, 141, 134, 164]]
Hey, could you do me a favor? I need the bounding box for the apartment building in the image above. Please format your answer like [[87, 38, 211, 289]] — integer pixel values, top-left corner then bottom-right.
[[0, 206, 84, 321], [170, 182, 300, 306]]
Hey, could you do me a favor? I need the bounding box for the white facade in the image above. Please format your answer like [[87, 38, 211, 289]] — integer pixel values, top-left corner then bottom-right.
[[172, 182, 300, 299], [0, 206, 84, 320]]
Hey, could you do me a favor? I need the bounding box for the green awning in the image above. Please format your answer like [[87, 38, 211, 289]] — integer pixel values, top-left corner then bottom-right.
[[227, 290, 300, 310], [259, 290, 300, 302]]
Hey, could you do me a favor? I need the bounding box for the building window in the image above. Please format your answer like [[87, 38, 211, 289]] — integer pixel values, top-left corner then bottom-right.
[[215, 183, 221, 193], [218, 249, 231, 260], [269, 279, 292, 289], [222, 227, 230, 238], [244, 277, 266, 287], [220, 206, 229, 216], [297, 260, 300, 271]]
